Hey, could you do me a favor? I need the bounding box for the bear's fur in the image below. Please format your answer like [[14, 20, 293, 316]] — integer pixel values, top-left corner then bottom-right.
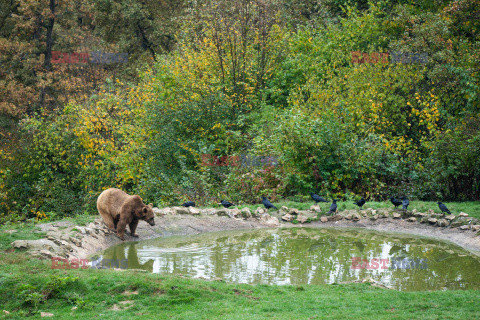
[[97, 188, 155, 240]]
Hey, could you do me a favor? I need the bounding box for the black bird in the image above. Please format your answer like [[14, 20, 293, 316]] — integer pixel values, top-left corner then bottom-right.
[[310, 192, 328, 203], [402, 197, 409, 211], [328, 200, 337, 215], [220, 200, 234, 208], [262, 197, 277, 210], [354, 197, 366, 209], [390, 197, 402, 209], [438, 202, 451, 216], [182, 201, 195, 207]]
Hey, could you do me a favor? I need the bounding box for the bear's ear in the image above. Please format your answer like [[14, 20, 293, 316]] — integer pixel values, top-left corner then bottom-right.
[[142, 207, 148, 215], [148, 203, 153, 208]]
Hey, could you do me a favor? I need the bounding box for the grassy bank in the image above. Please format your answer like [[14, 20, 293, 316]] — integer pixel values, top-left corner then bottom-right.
[[0, 253, 479, 319]]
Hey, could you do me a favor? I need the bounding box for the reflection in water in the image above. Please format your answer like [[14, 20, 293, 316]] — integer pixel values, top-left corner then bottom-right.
[[97, 228, 480, 291]]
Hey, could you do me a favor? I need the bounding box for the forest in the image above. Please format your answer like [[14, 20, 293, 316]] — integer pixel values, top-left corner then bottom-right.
[[1, 0, 479, 222]]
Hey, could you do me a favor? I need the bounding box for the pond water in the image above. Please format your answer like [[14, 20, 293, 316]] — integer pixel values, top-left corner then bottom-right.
[[95, 228, 480, 291]]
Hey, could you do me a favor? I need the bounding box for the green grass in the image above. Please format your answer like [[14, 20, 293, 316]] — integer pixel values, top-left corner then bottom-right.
[[0, 254, 479, 319]]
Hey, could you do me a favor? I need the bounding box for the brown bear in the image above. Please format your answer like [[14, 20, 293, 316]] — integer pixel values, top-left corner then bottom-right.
[[97, 188, 155, 240]]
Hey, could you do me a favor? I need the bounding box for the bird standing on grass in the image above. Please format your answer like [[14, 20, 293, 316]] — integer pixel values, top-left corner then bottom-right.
[[310, 192, 328, 203], [390, 197, 402, 209], [354, 197, 366, 209], [402, 197, 409, 211], [328, 200, 337, 215], [262, 197, 277, 210], [438, 202, 451, 216], [220, 200, 234, 208], [182, 201, 195, 207]]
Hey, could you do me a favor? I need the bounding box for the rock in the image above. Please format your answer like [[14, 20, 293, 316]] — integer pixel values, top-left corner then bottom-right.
[[428, 218, 437, 224], [472, 225, 480, 232], [310, 205, 321, 213], [296, 215, 308, 224], [281, 206, 289, 212], [254, 207, 265, 216], [260, 214, 279, 227], [174, 206, 189, 215], [39, 249, 54, 258], [345, 213, 361, 221], [229, 208, 241, 219], [241, 207, 252, 218], [451, 218, 470, 228], [281, 214, 294, 222], [216, 208, 229, 216], [201, 208, 216, 215], [188, 207, 200, 215], [362, 208, 373, 215], [392, 212, 401, 219], [328, 214, 344, 222], [4, 229, 17, 234], [320, 216, 328, 223], [53, 221, 74, 228], [420, 217, 429, 224], [414, 212, 426, 217], [445, 214, 456, 221], [288, 208, 299, 215], [370, 215, 379, 221], [12, 239, 55, 251], [75, 227, 86, 235], [69, 237, 82, 247], [412, 209, 417, 214], [437, 219, 449, 227], [427, 209, 434, 215], [152, 207, 166, 216], [12, 240, 28, 249], [407, 217, 417, 222], [41, 312, 54, 317], [459, 225, 470, 230], [459, 212, 469, 217], [371, 210, 377, 216], [3, 310, 9, 314]]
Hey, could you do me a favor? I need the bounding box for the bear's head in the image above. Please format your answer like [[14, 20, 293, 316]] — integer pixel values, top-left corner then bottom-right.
[[137, 203, 155, 226]]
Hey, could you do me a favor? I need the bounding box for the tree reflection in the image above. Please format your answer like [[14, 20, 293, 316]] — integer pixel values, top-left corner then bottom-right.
[[98, 228, 480, 291]]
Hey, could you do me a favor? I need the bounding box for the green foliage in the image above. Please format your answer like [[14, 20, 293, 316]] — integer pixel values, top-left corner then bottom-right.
[[423, 117, 480, 200], [1, 0, 480, 221]]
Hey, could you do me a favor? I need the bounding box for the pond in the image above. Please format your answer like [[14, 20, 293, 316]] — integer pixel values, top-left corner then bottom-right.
[[95, 228, 480, 291]]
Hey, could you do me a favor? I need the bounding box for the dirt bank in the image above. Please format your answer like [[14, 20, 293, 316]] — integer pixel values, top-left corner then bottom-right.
[[10, 205, 480, 259], [308, 218, 480, 255]]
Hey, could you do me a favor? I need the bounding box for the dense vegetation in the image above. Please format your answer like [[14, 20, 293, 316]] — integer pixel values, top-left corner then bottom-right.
[[1, 0, 479, 222]]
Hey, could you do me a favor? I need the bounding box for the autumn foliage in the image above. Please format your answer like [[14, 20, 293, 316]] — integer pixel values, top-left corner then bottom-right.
[[1, 0, 479, 221]]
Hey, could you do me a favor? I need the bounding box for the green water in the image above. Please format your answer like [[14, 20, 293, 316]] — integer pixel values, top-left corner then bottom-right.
[[96, 228, 480, 291]]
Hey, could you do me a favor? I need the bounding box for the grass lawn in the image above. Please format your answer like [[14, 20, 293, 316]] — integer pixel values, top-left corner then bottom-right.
[[1, 201, 480, 319], [1, 253, 479, 319]]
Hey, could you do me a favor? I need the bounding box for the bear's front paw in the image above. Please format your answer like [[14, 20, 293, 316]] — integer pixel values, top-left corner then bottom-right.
[[117, 234, 125, 241], [131, 233, 139, 237]]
